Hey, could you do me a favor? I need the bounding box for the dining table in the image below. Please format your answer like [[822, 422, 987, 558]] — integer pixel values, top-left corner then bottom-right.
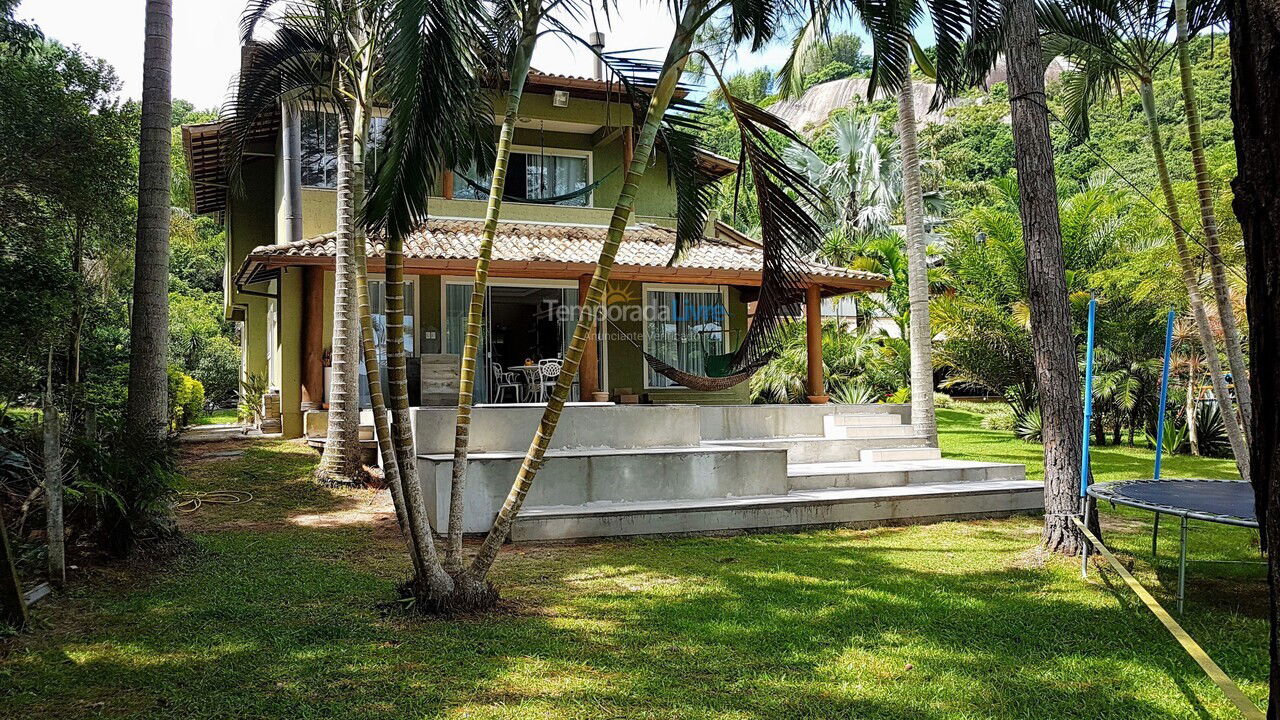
[[507, 365, 544, 400]]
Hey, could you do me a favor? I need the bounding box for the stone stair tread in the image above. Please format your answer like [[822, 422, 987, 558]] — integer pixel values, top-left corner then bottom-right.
[[702, 435, 929, 445], [518, 480, 1043, 518], [787, 459, 1023, 477], [418, 444, 771, 461]]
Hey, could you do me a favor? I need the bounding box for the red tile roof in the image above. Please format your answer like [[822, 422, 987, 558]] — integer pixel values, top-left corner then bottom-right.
[[238, 218, 888, 292]]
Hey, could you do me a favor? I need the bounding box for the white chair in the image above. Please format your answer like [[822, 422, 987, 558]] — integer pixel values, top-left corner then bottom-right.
[[492, 362, 523, 403], [536, 358, 562, 401]]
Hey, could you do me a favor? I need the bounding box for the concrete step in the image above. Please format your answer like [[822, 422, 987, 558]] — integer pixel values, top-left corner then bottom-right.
[[859, 446, 943, 462], [511, 480, 1044, 541], [824, 422, 919, 440], [417, 444, 789, 534], [702, 435, 931, 464], [786, 458, 1026, 491], [827, 413, 905, 427]]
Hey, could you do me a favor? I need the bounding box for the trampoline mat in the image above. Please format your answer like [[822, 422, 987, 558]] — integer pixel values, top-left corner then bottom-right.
[[1088, 478, 1257, 527]]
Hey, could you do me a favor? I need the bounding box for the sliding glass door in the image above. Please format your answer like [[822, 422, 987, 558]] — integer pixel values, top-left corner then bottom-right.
[[445, 280, 602, 403]]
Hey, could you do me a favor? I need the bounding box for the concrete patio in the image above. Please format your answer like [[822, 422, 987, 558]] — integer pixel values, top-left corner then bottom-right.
[[412, 404, 1042, 540]]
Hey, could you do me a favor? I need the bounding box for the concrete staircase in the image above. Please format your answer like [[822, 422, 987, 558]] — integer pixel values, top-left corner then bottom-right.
[[412, 404, 1041, 541]]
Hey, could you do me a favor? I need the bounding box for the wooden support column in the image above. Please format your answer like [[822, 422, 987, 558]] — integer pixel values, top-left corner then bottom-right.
[[623, 127, 634, 170], [805, 284, 828, 403], [442, 169, 454, 200], [578, 274, 600, 399], [299, 265, 324, 411]]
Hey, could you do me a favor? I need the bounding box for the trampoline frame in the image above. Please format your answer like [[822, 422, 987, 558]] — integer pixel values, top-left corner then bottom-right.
[[1087, 478, 1258, 614]]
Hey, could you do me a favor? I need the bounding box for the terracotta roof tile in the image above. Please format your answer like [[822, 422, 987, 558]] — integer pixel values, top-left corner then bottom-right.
[[246, 218, 886, 286]]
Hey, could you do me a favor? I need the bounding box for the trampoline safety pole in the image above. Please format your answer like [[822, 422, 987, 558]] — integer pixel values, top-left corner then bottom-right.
[[1080, 297, 1098, 579]]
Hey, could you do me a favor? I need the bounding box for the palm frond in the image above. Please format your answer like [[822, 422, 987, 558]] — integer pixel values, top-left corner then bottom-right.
[[364, 0, 492, 239]]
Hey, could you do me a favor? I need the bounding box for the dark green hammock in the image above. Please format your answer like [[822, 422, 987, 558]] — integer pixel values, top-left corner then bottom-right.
[[457, 166, 617, 205]]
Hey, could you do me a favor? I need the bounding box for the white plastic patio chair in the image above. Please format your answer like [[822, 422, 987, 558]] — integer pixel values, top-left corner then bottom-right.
[[492, 362, 524, 403], [536, 358, 562, 402]]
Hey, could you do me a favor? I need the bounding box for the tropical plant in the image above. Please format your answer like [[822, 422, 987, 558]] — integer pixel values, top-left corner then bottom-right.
[[125, 0, 172, 440], [751, 320, 885, 403], [237, 372, 269, 425], [1040, 0, 1250, 479], [780, 6, 943, 444], [785, 114, 903, 237]]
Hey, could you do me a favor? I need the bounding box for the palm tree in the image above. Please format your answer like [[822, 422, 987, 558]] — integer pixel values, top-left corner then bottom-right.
[[126, 0, 173, 439], [445, 0, 574, 574], [369, 0, 826, 607], [780, 16, 938, 443], [1171, 0, 1250, 436], [1041, 0, 1251, 481], [363, 0, 492, 605], [229, 0, 370, 485], [785, 114, 903, 237]]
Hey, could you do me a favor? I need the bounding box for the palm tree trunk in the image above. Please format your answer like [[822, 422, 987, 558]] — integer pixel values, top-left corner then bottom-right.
[[384, 150, 454, 601], [1005, 0, 1090, 555], [467, 4, 704, 581], [315, 104, 365, 483], [1187, 366, 1200, 455], [446, 26, 539, 574], [897, 73, 937, 445], [348, 86, 412, 545], [1174, 0, 1252, 439], [126, 0, 173, 439], [1138, 79, 1251, 480]]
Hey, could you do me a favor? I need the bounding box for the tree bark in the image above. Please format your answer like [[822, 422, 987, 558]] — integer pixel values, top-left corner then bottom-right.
[[125, 0, 172, 440], [1004, 0, 1087, 555], [315, 104, 365, 483], [1138, 79, 1251, 481], [1225, 0, 1280, 714], [1175, 0, 1252, 439], [43, 387, 63, 586], [447, 21, 539, 574], [468, 3, 704, 581], [348, 75, 412, 548], [897, 73, 937, 445]]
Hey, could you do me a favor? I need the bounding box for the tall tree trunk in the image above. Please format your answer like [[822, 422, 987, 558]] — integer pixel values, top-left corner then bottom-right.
[[897, 73, 937, 445], [467, 3, 704, 581], [1175, 0, 1253, 439], [125, 0, 172, 439], [1005, 0, 1087, 555], [315, 105, 365, 484], [1187, 365, 1201, 456], [446, 26, 539, 574], [43, 371, 63, 587], [1225, 1, 1280, 713], [1138, 79, 1251, 480], [383, 131, 454, 603], [349, 82, 412, 546]]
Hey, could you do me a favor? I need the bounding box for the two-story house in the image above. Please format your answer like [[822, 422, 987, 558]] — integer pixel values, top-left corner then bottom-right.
[[183, 61, 887, 439]]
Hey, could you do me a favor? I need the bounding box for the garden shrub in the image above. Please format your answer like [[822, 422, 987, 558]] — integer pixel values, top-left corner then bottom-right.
[[167, 368, 205, 429]]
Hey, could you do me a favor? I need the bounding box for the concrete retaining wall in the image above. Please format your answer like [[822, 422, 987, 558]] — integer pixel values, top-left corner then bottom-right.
[[412, 404, 704, 454], [418, 446, 788, 533]]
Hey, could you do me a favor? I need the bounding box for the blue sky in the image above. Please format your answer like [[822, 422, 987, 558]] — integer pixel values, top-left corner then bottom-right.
[[16, 1, 909, 109]]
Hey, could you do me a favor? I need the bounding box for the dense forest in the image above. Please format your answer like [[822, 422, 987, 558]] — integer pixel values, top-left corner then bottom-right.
[[694, 33, 1239, 456]]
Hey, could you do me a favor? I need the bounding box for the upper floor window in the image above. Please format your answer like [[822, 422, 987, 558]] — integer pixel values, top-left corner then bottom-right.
[[300, 110, 388, 189], [455, 149, 591, 207]]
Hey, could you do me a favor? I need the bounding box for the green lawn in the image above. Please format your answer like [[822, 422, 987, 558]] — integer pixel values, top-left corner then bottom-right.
[[0, 410, 1266, 719], [191, 408, 239, 426]]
